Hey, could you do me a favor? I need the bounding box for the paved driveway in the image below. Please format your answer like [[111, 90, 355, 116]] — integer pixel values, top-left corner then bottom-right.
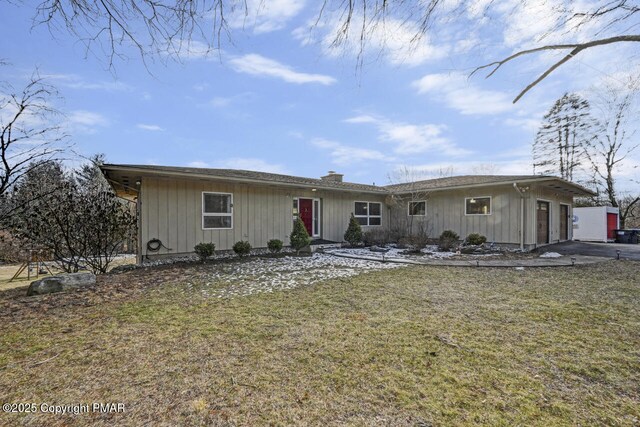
[[540, 241, 640, 261]]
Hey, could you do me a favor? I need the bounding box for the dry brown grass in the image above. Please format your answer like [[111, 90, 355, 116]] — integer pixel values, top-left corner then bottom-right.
[[0, 260, 638, 426], [0, 256, 136, 292]]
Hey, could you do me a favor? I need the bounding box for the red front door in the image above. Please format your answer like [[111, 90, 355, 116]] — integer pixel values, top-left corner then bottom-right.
[[299, 198, 313, 236], [607, 213, 618, 240]]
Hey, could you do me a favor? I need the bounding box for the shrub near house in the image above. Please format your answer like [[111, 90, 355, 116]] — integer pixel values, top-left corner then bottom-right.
[[290, 218, 311, 254], [466, 233, 487, 246], [344, 214, 363, 246], [100, 165, 597, 257], [439, 230, 459, 251], [194, 243, 215, 261], [267, 239, 283, 253], [233, 241, 252, 257]]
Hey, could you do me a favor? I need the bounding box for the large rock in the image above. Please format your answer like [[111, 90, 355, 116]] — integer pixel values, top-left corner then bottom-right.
[[27, 272, 97, 296]]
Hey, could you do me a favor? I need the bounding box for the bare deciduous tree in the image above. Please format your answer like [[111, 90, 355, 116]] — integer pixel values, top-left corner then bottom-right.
[[0, 70, 66, 197], [33, 0, 222, 68], [386, 166, 434, 249], [19, 1, 639, 98], [584, 82, 640, 228], [0, 69, 68, 225]]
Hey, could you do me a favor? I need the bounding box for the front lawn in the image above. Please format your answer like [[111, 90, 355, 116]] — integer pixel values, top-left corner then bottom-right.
[[0, 258, 638, 426]]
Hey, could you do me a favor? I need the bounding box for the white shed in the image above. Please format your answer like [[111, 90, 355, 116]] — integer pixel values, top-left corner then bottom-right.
[[572, 206, 620, 242]]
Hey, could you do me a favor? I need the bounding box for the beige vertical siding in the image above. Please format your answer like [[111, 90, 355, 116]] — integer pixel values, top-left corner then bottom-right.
[[529, 184, 574, 245], [390, 183, 573, 247], [140, 176, 387, 257], [140, 177, 576, 258], [391, 185, 525, 245]]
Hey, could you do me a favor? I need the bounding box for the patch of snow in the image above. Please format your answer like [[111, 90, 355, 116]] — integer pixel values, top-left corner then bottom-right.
[[185, 252, 404, 299], [326, 246, 459, 261], [540, 252, 562, 258]]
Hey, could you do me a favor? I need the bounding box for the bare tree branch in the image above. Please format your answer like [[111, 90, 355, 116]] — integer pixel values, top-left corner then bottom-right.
[[0, 67, 70, 226], [473, 35, 640, 103]]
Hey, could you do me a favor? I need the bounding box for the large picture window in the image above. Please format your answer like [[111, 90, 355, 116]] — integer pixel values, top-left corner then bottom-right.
[[465, 196, 491, 215], [354, 201, 382, 226], [408, 201, 426, 216], [203, 192, 233, 229]]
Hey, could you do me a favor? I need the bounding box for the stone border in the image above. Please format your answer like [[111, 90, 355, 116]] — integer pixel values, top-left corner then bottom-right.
[[326, 252, 612, 267]]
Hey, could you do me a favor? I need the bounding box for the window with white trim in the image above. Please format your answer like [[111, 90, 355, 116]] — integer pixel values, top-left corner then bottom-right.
[[203, 192, 233, 229], [354, 201, 382, 226], [408, 201, 426, 216], [465, 196, 491, 215]]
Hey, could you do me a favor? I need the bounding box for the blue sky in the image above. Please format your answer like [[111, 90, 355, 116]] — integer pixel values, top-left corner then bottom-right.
[[1, 1, 638, 189]]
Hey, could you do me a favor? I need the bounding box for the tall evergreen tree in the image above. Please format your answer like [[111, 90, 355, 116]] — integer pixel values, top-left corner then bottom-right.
[[533, 93, 595, 181]]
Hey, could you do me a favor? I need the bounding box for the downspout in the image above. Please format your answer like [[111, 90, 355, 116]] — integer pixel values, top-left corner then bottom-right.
[[513, 183, 525, 251], [135, 179, 143, 265]]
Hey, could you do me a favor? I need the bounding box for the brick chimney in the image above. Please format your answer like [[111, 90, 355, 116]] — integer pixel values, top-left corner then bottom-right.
[[321, 171, 343, 182]]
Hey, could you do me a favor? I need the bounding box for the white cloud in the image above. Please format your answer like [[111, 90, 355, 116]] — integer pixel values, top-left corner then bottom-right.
[[210, 97, 231, 108], [68, 110, 108, 126], [230, 0, 306, 34], [187, 161, 210, 168], [216, 158, 290, 174], [172, 40, 216, 60], [345, 114, 470, 156], [311, 138, 392, 166], [136, 123, 164, 132], [395, 157, 536, 178], [228, 54, 336, 85], [43, 73, 132, 91], [187, 158, 289, 173], [193, 83, 210, 92], [293, 14, 445, 67], [500, 0, 562, 48], [504, 117, 541, 133], [208, 92, 255, 108], [412, 72, 514, 115], [67, 110, 109, 134]]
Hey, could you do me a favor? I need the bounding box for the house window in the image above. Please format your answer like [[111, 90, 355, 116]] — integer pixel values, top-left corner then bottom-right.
[[293, 198, 299, 222], [465, 196, 491, 215], [313, 199, 320, 236], [408, 201, 426, 216], [203, 192, 233, 229], [354, 201, 382, 226]]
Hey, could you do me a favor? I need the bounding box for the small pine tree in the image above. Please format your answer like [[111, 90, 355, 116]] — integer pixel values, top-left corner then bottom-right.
[[344, 214, 363, 246], [290, 218, 311, 254]]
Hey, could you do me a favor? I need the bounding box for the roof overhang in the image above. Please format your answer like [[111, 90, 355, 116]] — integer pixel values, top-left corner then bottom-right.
[[528, 178, 597, 197], [391, 177, 596, 198], [100, 164, 389, 196], [101, 165, 596, 199]]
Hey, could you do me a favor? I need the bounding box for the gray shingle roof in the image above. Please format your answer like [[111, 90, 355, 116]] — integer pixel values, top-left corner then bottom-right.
[[385, 175, 595, 195], [101, 165, 596, 197], [101, 164, 388, 193]]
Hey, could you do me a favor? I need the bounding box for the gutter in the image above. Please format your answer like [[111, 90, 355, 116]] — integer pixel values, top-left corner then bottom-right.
[[513, 183, 525, 251], [100, 165, 388, 195], [388, 177, 595, 197]]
